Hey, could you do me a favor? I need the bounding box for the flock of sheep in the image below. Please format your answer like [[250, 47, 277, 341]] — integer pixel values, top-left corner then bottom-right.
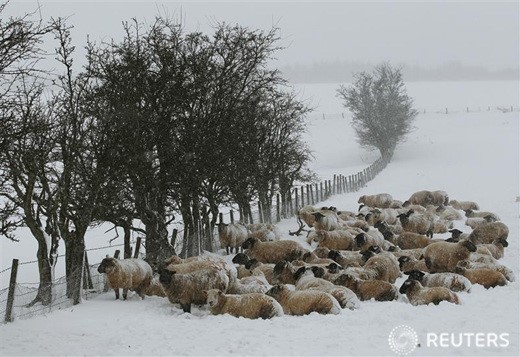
[[96, 189, 514, 319]]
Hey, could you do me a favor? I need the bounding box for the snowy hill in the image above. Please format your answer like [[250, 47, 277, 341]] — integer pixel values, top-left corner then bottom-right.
[[0, 81, 519, 356]]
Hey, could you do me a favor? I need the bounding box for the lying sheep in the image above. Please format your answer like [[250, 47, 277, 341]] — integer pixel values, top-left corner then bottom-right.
[[265, 284, 341, 316], [226, 269, 271, 294], [245, 259, 276, 285], [242, 238, 308, 264], [355, 231, 396, 251], [447, 229, 470, 242], [159, 267, 229, 313], [97, 257, 153, 300], [423, 240, 477, 273], [468, 222, 509, 245], [164, 256, 237, 284], [435, 205, 463, 221], [218, 223, 248, 254], [245, 223, 281, 240], [293, 267, 359, 310], [398, 256, 428, 272], [374, 220, 403, 235], [465, 216, 496, 229], [404, 270, 471, 292], [432, 219, 453, 234], [453, 267, 507, 289], [206, 289, 283, 319], [302, 251, 337, 266], [476, 239, 508, 260], [391, 248, 425, 261], [358, 193, 393, 209], [311, 211, 342, 231], [464, 209, 500, 221], [399, 279, 460, 306], [392, 231, 432, 250], [456, 260, 516, 282], [247, 228, 277, 242], [328, 250, 364, 268], [431, 190, 449, 206], [355, 249, 401, 283], [449, 199, 479, 211], [272, 260, 299, 285], [314, 230, 357, 250], [407, 190, 435, 207], [334, 274, 398, 301]]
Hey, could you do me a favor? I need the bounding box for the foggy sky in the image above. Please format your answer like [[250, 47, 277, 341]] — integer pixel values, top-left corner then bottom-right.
[[5, 0, 519, 71]]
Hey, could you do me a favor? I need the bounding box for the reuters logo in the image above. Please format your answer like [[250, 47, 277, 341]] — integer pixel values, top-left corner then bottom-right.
[[388, 325, 418, 355]]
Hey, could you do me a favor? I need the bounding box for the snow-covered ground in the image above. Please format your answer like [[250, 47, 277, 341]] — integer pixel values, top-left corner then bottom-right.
[[0, 81, 519, 356]]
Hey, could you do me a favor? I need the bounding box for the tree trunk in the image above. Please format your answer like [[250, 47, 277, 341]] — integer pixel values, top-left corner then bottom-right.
[[63, 229, 85, 305]]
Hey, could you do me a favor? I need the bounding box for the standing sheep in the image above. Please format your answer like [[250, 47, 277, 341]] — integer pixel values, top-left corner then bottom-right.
[[218, 223, 249, 254], [468, 222, 509, 245], [97, 257, 153, 300], [358, 194, 393, 209], [242, 238, 308, 264], [206, 289, 283, 319], [449, 199, 479, 211]]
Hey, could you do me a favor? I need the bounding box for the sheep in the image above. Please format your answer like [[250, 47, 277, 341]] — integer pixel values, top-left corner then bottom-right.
[[272, 260, 299, 285], [476, 239, 508, 260], [394, 232, 432, 250], [449, 199, 479, 211], [97, 257, 153, 300], [227, 269, 271, 294], [456, 260, 516, 282], [354, 249, 401, 283], [399, 279, 460, 306], [400, 202, 428, 213], [143, 275, 167, 297], [302, 251, 337, 265], [245, 223, 281, 240], [407, 190, 435, 206], [358, 193, 393, 208], [390, 200, 404, 208], [448, 229, 470, 242], [328, 250, 365, 268], [432, 219, 454, 234], [431, 190, 449, 206], [465, 216, 496, 229], [314, 230, 357, 250], [333, 274, 398, 301], [218, 223, 248, 254], [464, 209, 500, 221], [453, 267, 507, 289], [311, 211, 342, 231], [370, 208, 400, 225], [265, 284, 341, 316], [374, 220, 403, 235], [397, 210, 434, 238], [158, 267, 229, 313], [391, 248, 425, 261], [422, 240, 477, 273], [243, 259, 276, 285], [206, 289, 283, 319], [163, 257, 237, 284], [398, 256, 428, 272], [247, 228, 277, 242], [355, 231, 396, 251], [242, 237, 308, 264], [404, 270, 471, 292], [298, 205, 322, 228], [468, 222, 509, 245], [292, 267, 359, 310], [336, 210, 357, 221], [435, 205, 463, 221]]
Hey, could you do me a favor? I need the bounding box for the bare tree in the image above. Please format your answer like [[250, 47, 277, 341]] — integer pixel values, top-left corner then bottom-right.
[[337, 63, 417, 159]]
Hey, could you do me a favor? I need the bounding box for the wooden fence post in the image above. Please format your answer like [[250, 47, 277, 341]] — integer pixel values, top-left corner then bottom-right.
[[133, 237, 142, 259], [114, 250, 120, 259], [276, 194, 281, 222], [306, 185, 311, 205], [333, 175, 337, 195], [300, 186, 305, 207], [4, 259, 19, 323], [171, 229, 178, 247], [258, 201, 264, 223], [315, 183, 319, 203], [294, 188, 299, 213], [230, 210, 235, 224], [83, 251, 94, 290], [320, 182, 324, 201]]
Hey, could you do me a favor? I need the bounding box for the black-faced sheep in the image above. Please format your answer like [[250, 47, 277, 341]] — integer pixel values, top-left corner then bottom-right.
[[159, 267, 229, 313], [206, 289, 283, 319], [242, 237, 308, 264], [358, 193, 393, 208], [399, 279, 460, 306], [333, 274, 398, 302], [398, 256, 428, 272], [422, 240, 477, 273], [468, 222, 509, 245], [265, 284, 341, 316], [311, 211, 342, 231], [97, 257, 153, 300], [453, 267, 507, 289], [394, 232, 432, 250], [354, 249, 401, 283], [404, 270, 471, 292], [227, 269, 271, 294], [218, 223, 248, 254], [456, 260, 516, 282], [476, 239, 508, 260], [328, 250, 364, 268], [314, 230, 357, 250], [302, 251, 337, 266], [397, 210, 434, 237]]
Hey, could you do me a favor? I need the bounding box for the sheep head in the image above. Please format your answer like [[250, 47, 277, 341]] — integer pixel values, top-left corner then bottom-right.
[[327, 250, 341, 261], [357, 196, 365, 204], [265, 284, 286, 298], [232, 253, 250, 265], [158, 268, 175, 286], [399, 279, 418, 294], [355, 233, 367, 247], [449, 229, 463, 239], [311, 266, 325, 278], [311, 211, 326, 221], [334, 273, 354, 286], [293, 266, 309, 281], [496, 239, 509, 247], [404, 270, 425, 281], [245, 258, 260, 270], [273, 261, 288, 275], [398, 256, 410, 268], [241, 237, 258, 250], [460, 240, 477, 252], [205, 289, 223, 307], [97, 257, 117, 274], [327, 262, 341, 274]]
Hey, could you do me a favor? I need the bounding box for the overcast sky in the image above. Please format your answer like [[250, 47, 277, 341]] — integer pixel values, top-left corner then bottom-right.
[[6, 0, 519, 70]]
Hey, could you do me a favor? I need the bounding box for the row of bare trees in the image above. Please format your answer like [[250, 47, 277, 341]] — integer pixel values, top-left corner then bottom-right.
[[0, 5, 314, 306]]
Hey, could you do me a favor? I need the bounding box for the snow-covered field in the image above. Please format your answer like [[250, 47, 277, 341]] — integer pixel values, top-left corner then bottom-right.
[[0, 81, 519, 356]]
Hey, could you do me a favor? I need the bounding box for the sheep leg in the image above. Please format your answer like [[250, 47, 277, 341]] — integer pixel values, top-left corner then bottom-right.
[[180, 302, 191, 313], [226, 247, 230, 255], [113, 288, 120, 300], [123, 288, 128, 300]]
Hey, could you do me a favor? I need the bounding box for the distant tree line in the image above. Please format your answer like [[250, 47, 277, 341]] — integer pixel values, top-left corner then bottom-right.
[[0, 4, 314, 305]]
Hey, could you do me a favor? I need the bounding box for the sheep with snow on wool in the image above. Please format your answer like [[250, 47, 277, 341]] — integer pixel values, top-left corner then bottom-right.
[[206, 289, 283, 319], [97, 257, 153, 300]]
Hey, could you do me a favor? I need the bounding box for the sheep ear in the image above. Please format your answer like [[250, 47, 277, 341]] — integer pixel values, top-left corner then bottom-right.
[[501, 239, 509, 247]]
